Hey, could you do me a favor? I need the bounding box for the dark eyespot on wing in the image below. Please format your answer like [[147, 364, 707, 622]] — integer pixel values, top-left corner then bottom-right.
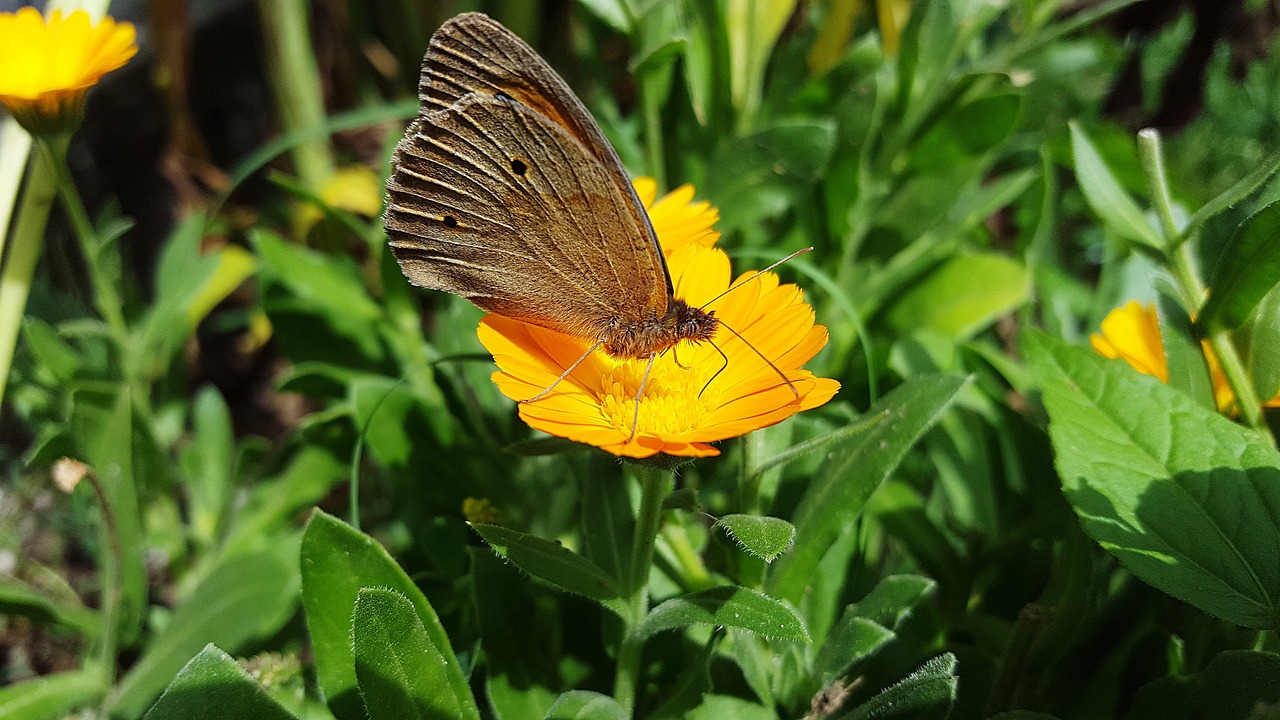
[[510, 159, 527, 175]]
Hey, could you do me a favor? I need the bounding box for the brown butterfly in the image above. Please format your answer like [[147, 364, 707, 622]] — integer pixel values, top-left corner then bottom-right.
[[385, 13, 799, 430], [384, 12, 718, 365]]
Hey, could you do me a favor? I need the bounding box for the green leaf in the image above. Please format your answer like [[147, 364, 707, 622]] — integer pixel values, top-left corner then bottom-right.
[[638, 586, 808, 641], [1026, 332, 1280, 629], [1201, 199, 1280, 330], [645, 635, 716, 720], [686, 694, 777, 720], [1154, 283, 1216, 411], [844, 653, 958, 720], [183, 386, 235, 549], [470, 523, 625, 617], [300, 511, 478, 720], [471, 550, 560, 720], [114, 546, 300, 719], [580, 471, 635, 585], [769, 375, 968, 604], [223, 446, 345, 555], [885, 253, 1029, 340], [725, 0, 798, 126], [0, 576, 100, 635], [1186, 150, 1280, 232], [142, 645, 296, 720], [715, 514, 795, 562], [0, 668, 104, 720], [910, 92, 1022, 169], [814, 575, 937, 684], [1245, 284, 1280, 402], [1069, 122, 1163, 249], [22, 319, 80, 381], [706, 120, 836, 233], [352, 588, 468, 720], [1127, 649, 1280, 720], [71, 388, 146, 646], [351, 375, 452, 468], [849, 575, 937, 630], [252, 229, 384, 362], [544, 691, 627, 720], [574, 0, 632, 34], [813, 616, 894, 684]]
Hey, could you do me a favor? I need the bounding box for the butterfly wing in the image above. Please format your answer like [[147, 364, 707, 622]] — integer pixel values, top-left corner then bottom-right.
[[384, 12, 674, 333], [386, 91, 668, 341], [418, 14, 645, 216]]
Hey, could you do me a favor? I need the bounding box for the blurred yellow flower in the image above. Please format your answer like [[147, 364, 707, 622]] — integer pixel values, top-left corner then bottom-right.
[[1090, 300, 1280, 412], [478, 180, 840, 459], [0, 8, 137, 135]]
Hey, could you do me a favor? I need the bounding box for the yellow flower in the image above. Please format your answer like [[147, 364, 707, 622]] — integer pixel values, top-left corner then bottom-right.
[[477, 180, 840, 459], [1090, 300, 1280, 412], [0, 8, 137, 135]]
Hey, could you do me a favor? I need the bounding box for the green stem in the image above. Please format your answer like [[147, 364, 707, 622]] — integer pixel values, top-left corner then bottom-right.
[[1137, 129, 1181, 246], [658, 521, 712, 592], [0, 151, 55, 407], [614, 464, 673, 716], [1209, 328, 1269, 435], [39, 137, 128, 341], [85, 467, 123, 715], [1142, 131, 1270, 435], [258, 0, 335, 190]]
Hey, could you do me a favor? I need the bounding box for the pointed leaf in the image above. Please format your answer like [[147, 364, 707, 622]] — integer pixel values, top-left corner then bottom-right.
[[301, 511, 478, 720], [1069, 122, 1162, 249], [472, 550, 559, 720], [813, 615, 894, 684], [1026, 332, 1280, 629], [470, 523, 625, 617], [769, 375, 968, 603], [849, 575, 937, 630], [716, 514, 795, 562], [638, 586, 808, 641], [1201, 199, 1280, 330], [544, 691, 627, 720], [352, 588, 468, 720], [1186, 151, 1280, 231], [845, 653, 958, 720], [0, 668, 104, 720], [1155, 283, 1216, 411], [885, 253, 1029, 340], [115, 546, 299, 719], [142, 645, 295, 720]]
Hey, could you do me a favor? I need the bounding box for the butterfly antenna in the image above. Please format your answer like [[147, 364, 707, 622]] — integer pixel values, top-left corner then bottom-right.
[[521, 337, 606, 404], [697, 247, 813, 311], [717, 319, 799, 398], [699, 340, 730, 397]]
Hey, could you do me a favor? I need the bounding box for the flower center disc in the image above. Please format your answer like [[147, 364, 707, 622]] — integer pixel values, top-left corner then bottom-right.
[[597, 352, 718, 436]]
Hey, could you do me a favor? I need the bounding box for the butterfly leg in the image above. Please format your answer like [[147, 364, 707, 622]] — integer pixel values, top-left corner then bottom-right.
[[671, 342, 691, 370], [627, 352, 657, 442], [520, 338, 606, 404]]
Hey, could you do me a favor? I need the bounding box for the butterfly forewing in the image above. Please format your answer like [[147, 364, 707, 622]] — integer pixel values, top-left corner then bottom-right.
[[407, 14, 674, 289], [386, 92, 669, 341]]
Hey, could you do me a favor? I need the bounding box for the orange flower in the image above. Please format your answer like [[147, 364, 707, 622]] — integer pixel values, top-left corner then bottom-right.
[[0, 8, 137, 135], [477, 180, 839, 459], [1090, 300, 1280, 412]]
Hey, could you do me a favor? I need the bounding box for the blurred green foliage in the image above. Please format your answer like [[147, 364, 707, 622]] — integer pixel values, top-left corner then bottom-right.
[[3, 1, 1280, 719]]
